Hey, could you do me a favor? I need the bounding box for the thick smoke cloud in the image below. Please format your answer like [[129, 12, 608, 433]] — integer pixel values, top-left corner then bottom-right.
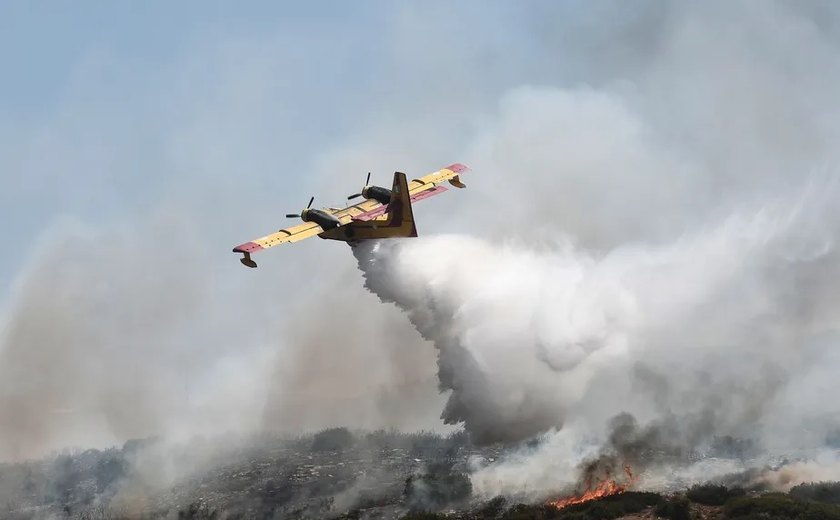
[[0, 213, 275, 460], [261, 272, 447, 434], [357, 187, 840, 496], [354, 187, 840, 444], [4, 3, 840, 503], [348, 1, 840, 495]]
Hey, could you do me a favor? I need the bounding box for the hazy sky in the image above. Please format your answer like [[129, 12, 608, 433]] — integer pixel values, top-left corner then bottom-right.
[[0, 1, 556, 293], [0, 0, 660, 296], [1, 1, 386, 294], [0, 0, 683, 295]]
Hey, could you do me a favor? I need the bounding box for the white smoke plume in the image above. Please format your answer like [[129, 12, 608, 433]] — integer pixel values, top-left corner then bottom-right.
[[0, 213, 276, 460], [4, 2, 840, 504], [338, 1, 840, 497], [353, 177, 840, 495]]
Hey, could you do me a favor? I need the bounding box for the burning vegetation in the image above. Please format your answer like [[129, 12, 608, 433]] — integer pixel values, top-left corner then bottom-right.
[[548, 464, 636, 510], [0, 428, 840, 520], [4, 421, 840, 520], [4, 428, 840, 520]]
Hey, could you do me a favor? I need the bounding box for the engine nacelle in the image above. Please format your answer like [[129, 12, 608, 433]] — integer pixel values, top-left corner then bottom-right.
[[301, 208, 341, 230], [361, 185, 392, 205]]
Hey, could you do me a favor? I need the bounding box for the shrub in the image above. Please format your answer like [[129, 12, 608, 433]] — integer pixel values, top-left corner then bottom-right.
[[790, 482, 840, 504], [656, 496, 691, 520], [408, 432, 448, 459], [400, 513, 448, 520], [94, 456, 127, 492], [687, 483, 745, 505], [404, 463, 472, 512], [178, 501, 219, 519], [311, 427, 355, 452], [476, 496, 507, 518], [502, 503, 556, 520], [553, 492, 663, 520], [725, 493, 840, 520]]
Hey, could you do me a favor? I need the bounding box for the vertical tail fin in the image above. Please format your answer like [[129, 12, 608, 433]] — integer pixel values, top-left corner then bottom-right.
[[322, 171, 419, 241], [384, 172, 418, 237]]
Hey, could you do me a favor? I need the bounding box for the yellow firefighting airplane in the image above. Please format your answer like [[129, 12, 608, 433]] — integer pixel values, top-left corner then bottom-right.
[[232, 163, 469, 267]]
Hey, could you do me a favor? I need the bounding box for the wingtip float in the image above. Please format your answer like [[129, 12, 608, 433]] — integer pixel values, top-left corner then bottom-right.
[[232, 163, 470, 268]]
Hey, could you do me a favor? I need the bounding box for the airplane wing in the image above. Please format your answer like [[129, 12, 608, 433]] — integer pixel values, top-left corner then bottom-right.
[[332, 163, 470, 222], [232, 220, 324, 255], [409, 162, 469, 192], [327, 198, 384, 223], [232, 163, 469, 265], [231, 199, 380, 261]]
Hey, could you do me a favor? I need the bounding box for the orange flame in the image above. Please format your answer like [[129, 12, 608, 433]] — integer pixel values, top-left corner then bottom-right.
[[548, 465, 636, 509]]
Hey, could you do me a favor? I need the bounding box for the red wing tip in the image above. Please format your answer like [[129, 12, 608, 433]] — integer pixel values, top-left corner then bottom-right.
[[233, 242, 264, 253], [445, 163, 469, 173]]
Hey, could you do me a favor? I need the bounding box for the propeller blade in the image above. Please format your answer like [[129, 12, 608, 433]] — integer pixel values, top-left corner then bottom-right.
[[306, 196, 314, 209], [285, 214, 299, 218], [365, 172, 371, 186], [348, 193, 362, 200]]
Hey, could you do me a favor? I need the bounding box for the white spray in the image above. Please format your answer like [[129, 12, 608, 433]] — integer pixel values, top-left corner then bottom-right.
[[353, 182, 840, 496]]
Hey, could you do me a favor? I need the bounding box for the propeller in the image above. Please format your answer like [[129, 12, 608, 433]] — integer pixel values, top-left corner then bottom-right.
[[286, 196, 315, 218], [347, 172, 372, 200]]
